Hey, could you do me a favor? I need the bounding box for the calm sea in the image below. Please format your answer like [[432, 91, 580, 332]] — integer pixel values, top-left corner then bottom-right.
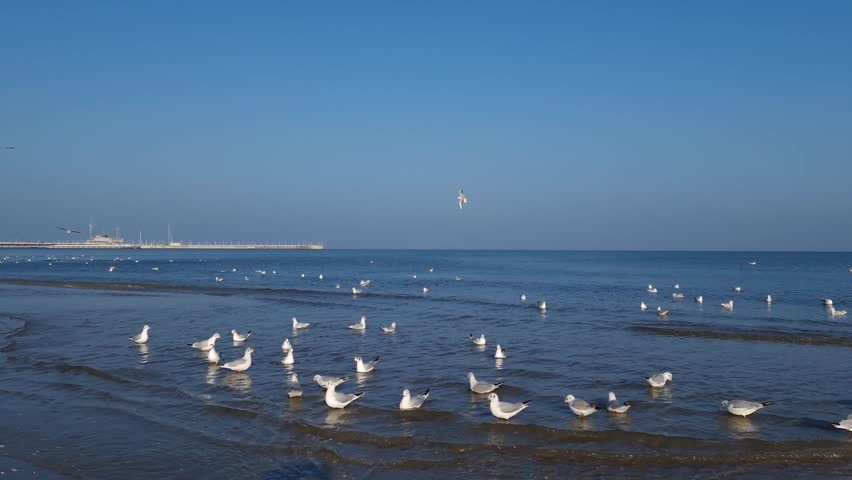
[[2, 249, 852, 478]]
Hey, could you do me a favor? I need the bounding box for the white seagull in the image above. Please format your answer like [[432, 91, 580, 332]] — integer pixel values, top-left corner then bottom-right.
[[109, 266, 116, 272], [130, 325, 150, 344], [359, 280, 371, 287], [207, 347, 220, 363], [467, 372, 502, 393], [151, 267, 159, 271], [457, 189, 468, 210], [189, 332, 220, 351], [672, 292, 684, 299], [399, 388, 430, 410], [833, 414, 852, 432], [281, 348, 295, 365], [354, 355, 379, 373], [673, 284, 680, 289], [351, 287, 362, 295], [647, 371, 673, 387], [221, 347, 253, 372], [766, 295, 773, 304], [349, 316, 367, 330], [288, 374, 303, 398], [292, 317, 310, 329], [494, 344, 507, 359], [657, 306, 669, 317], [314, 375, 348, 389], [537, 301, 547, 311], [646, 284, 657, 293], [488, 393, 529, 420], [607, 392, 631, 413], [231, 329, 252, 342], [829, 306, 848, 317], [733, 286, 742, 292], [721, 300, 734, 310], [720, 399, 773, 417], [470, 333, 486, 346], [422, 287, 429, 294], [281, 338, 292, 352], [640, 301, 648, 311], [520, 294, 526, 302], [325, 383, 364, 409], [564, 394, 597, 417], [822, 299, 834, 306], [381, 322, 396, 333], [695, 296, 704, 304]]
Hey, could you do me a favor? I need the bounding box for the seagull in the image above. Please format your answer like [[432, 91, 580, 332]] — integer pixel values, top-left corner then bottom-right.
[[657, 306, 669, 317], [214, 276, 224, 282], [833, 414, 852, 432], [640, 301, 648, 311], [520, 294, 526, 302], [720, 399, 773, 417], [829, 306, 848, 317], [822, 299, 834, 306], [335, 284, 341, 289], [536, 301, 547, 311], [673, 284, 680, 289], [672, 293, 684, 299], [766, 295, 773, 304], [470, 333, 486, 345], [354, 355, 379, 373], [325, 383, 364, 409], [318, 274, 324, 280], [455, 276, 463, 281], [231, 329, 252, 342], [359, 280, 371, 287], [207, 347, 220, 363], [564, 394, 597, 417], [221, 347, 253, 372], [733, 286, 742, 293], [488, 393, 529, 420], [281, 348, 295, 365], [494, 344, 506, 359], [244, 276, 250, 281], [646, 371, 673, 387], [130, 325, 150, 344], [288, 374, 303, 398], [695, 296, 704, 304], [381, 322, 396, 333], [412, 274, 417, 279], [57, 227, 81, 234], [109, 266, 116, 272], [721, 300, 734, 310], [748, 261, 758, 266], [422, 287, 429, 294], [281, 338, 292, 352], [400, 388, 430, 410], [429, 267, 434, 273], [607, 392, 631, 413], [467, 372, 502, 393], [352, 287, 362, 295], [646, 284, 657, 293], [457, 189, 468, 210], [349, 316, 367, 330], [292, 317, 310, 329], [151, 267, 159, 271], [188, 332, 220, 351], [314, 375, 348, 389], [300, 273, 305, 278]]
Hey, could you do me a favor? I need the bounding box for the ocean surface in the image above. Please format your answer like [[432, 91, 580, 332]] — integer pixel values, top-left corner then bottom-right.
[[2, 250, 852, 479]]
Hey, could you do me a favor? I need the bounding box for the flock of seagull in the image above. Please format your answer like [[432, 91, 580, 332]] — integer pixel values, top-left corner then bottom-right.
[[125, 261, 852, 428]]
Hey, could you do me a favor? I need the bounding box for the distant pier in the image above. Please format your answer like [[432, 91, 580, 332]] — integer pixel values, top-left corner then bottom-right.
[[0, 241, 324, 250]]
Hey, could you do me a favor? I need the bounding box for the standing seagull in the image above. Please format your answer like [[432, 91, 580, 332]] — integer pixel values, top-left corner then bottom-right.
[[325, 383, 364, 409], [607, 392, 631, 413], [399, 388, 430, 410], [189, 332, 220, 351], [720, 399, 773, 417], [488, 393, 529, 420], [457, 189, 468, 210], [231, 329, 252, 342], [130, 325, 150, 344], [221, 347, 253, 372], [564, 394, 597, 417], [354, 355, 379, 373]]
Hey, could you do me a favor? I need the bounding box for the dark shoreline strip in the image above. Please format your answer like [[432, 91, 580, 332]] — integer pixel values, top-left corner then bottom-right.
[[630, 325, 852, 347]]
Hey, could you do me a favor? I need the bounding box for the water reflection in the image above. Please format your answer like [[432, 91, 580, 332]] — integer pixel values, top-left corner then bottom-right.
[[570, 417, 594, 431], [608, 412, 632, 430], [495, 358, 504, 370], [647, 386, 673, 401], [723, 415, 759, 439], [324, 408, 351, 427], [223, 372, 252, 391], [136, 343, 149, 366], [355, 372, 372, 387], [205, 365, 218, 385]]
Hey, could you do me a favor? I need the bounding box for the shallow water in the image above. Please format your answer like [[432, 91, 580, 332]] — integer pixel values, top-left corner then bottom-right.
[[2, 250, 852, 478]]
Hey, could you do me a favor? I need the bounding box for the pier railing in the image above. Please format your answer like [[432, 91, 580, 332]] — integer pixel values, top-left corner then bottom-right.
[[0, 241, 325, 250]]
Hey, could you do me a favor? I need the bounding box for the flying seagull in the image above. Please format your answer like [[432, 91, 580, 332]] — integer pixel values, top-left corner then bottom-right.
[[457, 189, 468, 210], [57, 227, 81, 234]]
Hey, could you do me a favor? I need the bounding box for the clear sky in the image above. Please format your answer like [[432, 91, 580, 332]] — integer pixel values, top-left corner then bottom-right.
[[1, 1, 851, 250]]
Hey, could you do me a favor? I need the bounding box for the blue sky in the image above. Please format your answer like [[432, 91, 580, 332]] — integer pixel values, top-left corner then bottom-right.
[[1, 2, 850, 249]]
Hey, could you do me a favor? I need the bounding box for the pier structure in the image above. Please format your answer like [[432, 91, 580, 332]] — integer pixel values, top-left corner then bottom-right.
[[0, 241, 324, 250]]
